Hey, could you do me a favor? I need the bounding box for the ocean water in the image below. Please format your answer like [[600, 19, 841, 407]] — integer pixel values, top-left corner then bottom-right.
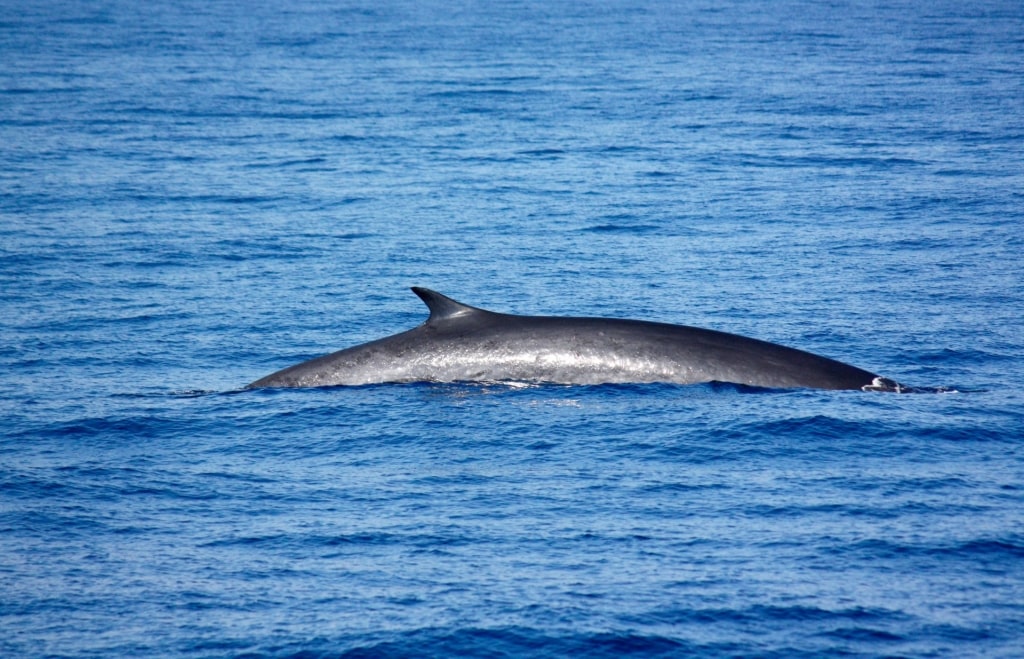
[[2, 0, 1024, 656]]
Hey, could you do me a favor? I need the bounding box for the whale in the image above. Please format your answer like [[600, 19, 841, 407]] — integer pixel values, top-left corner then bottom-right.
[[247, 287, 902, 391]]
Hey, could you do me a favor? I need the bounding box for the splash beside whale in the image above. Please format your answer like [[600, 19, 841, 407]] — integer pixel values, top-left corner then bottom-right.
[[247, 288, 903, 392]]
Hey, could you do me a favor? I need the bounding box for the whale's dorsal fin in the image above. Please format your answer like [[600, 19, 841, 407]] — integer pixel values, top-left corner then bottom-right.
[[411, 287, 490, 325]]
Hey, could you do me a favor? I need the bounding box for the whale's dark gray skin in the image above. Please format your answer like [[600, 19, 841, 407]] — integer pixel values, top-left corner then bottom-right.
[[248, 288, 902, 391]]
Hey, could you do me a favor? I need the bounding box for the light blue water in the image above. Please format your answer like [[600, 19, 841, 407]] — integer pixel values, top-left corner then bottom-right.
[[2, 1, 1023, 656]]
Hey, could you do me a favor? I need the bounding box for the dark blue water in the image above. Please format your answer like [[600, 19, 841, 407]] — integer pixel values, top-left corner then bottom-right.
[[3, 1, 1023, 656]]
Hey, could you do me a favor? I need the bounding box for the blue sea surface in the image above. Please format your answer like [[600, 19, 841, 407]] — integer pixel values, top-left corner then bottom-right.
[[2, 1, 1023, 656]]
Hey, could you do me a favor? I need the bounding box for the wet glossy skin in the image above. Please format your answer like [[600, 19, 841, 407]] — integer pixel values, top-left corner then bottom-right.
[[248, 288, 888, 391]]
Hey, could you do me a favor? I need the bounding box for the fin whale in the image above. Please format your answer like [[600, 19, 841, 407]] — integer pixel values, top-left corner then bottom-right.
[[247, 287, 901, 391]]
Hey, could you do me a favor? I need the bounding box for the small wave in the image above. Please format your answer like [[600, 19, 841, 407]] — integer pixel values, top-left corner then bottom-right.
[[817, 627, 904, 642], [581, 223, 662, 234], [517, 148, 566, 157], [833, 537, 1024, 563], [199, 530, 474, 552], [904, 347, 1005, 366], [243, 157, 328, 169], [336, 628, 693, 658], [111, 389, 236, 399]]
